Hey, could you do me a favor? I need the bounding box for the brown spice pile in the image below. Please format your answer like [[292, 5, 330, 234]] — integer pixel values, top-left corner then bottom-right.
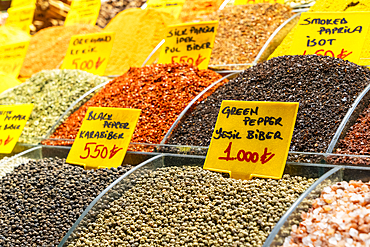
[[43, 63, 225, 146], [20, 24, 101, 77], [179, 0, 224, 22], [283, 181, 370, 247], [204, 4, 293, 69]]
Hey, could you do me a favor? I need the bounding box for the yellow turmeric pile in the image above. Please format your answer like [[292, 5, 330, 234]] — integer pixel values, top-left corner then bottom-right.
[[20, 24, 101, 77], [103, 8, 178, 75], [269, 0, 370, 65]]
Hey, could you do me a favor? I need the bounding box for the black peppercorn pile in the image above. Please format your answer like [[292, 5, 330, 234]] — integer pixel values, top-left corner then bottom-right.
[[166, 55, 370, 153], [0, 158, 133, 246], [67, 166, 316, 247]]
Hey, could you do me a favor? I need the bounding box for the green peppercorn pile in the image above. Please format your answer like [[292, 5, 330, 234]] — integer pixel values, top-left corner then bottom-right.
[[0, 69, 107, 144], [0, 157, 133, 246], [67, 166, 316, 247]]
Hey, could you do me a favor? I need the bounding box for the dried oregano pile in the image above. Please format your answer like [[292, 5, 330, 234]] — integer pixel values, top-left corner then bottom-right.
[[0, 69, 107, 144], [0, 157, 133, 246], [166, 55, 370, 153], [67, 166, 316, 247]]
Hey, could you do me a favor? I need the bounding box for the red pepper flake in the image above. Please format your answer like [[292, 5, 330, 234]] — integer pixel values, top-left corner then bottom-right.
[[43, 63, 226, 149]]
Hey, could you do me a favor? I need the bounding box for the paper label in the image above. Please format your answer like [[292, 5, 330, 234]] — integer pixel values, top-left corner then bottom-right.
[[10, 0, 36, 7], [64, 0, 101, 26], [158, 21, 218, 70], [0, 41, 30, 78], [66, 107, 141, 169], [61, 32, 115, 75], [0, 72, 22, 94], [204, 100, 299, 180], [5, 5, 35, 33], [289, 12, 370, 63], [234, 0, 284, 4], [0, 104, 33, 153], [146, 0, 185, 19]]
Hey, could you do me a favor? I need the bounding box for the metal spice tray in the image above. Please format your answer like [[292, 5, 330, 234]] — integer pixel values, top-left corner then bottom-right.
[[57, 153, 337, 247], [263, 165, 370, 246]]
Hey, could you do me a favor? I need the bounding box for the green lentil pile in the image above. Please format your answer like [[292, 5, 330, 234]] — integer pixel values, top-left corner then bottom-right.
[[0, 70, 107, 144], [67, 166, 316, 247]]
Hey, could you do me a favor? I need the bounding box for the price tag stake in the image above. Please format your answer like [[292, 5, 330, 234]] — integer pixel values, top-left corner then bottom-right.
[[0, 104, 33, 154], [158, 21, 218, 70], [61, 32, 115, 75], [66, 107, 141, 169], [289, 12, 370, 64], [204, 100, 299, 180]]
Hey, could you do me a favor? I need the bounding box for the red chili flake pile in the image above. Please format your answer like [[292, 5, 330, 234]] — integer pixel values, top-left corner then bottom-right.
[[43, 63, 224, 147], [283, 180, 370, 247]]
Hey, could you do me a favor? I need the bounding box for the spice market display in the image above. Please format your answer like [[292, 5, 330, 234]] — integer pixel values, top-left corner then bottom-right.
[[2, 0, 370, 246]]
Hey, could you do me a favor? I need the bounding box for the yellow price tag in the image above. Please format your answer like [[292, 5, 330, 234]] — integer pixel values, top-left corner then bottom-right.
[[11, 0, 36, 7], [158, 21, 218, 70], [0, 72, 22, 94], [5, 5, 35, 33], [204, 100, 299, 180], [234, 0, 284, 4], [289, 12, 370, 63], [61, 32, 115, 76], [146, 0, 185, 19], [66, 107, 141, 169], [0, 41, 30, 78], [64, 0, 101, 26], [0, 104, 33, 153]]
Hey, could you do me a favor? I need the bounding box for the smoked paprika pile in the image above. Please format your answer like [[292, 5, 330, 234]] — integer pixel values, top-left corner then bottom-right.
[[43, 63, 224, 146]]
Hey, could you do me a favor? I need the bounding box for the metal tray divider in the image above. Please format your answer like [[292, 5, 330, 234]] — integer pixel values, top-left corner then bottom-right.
[[57, 154, 165, 247], [262, 165, 343, 247], [326, 82, 370, 153], [42, 81, 109, 140], [252, 12, 301, 64], [0, 146, 42, 166], [160, 72, 239, 144]]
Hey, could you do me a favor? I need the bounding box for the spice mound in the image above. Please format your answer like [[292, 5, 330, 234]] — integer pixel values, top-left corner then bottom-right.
[[206, 4, 294, 68], [0, 157, 133, 247], [332, 103, 370, 165], [20, 24, 101, 78], [66, 166, 316, 247], [269, 0, 370, 65], [103, 8, 178, 76], [0, 69, 107, 144], [0, 156, 30, 178], [166, 55, 370, 153], [96, 0, 146, 28], [179, 0, 223, 22], [44, 63, 224, 147], [283, 180, 370, 247]]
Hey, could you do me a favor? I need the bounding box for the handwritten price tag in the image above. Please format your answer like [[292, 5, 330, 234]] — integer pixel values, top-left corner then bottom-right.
[[158, 21, 218, 70], [289, 12, 370, 63], [0, 104, 33, 153], [61, 32, 115, 75], [64, 0, 101, 26], [66, 107, 141, 169], [234, 0, 284, 5], [204, 100, 299, 180], [5, 5, 36, 33], [146, 0, 185, 19], [0, 41, 30, 78]]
